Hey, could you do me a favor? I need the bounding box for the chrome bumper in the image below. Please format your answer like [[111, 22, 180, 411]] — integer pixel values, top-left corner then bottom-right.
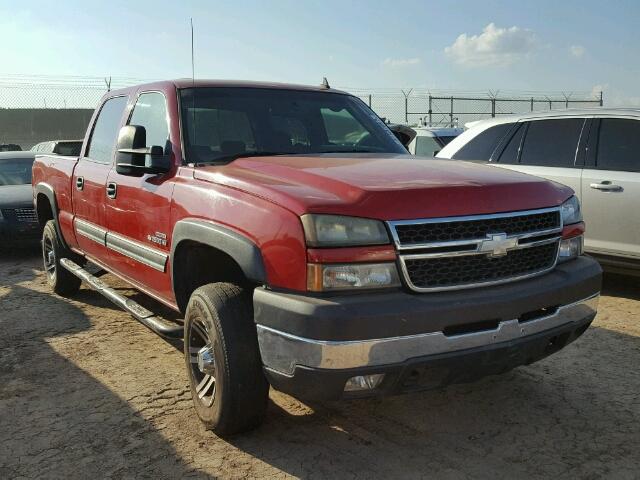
[[257, 294, 599, 376]]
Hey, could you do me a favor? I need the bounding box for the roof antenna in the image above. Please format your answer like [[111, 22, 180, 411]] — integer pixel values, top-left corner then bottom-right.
[[190, 18, 198, 161], [190, 18, 195, 85], [321, 77, 330, 89]]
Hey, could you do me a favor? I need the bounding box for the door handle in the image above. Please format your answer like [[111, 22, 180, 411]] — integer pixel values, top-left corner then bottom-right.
[[589, 181, 623, 192], [106, 182, 117, 199], [76, 176, 84, 191]]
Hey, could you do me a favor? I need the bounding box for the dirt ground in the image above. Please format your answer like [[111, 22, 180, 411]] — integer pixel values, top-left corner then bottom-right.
[[0, 248, 638, 480]]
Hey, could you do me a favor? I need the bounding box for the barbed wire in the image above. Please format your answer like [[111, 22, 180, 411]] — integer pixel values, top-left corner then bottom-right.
[[0, 75, 603, 147]]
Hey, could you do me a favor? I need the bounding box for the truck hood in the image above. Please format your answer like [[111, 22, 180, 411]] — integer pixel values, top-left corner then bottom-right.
[[0, 184, 33, 209], [193, 154, 573, 220]]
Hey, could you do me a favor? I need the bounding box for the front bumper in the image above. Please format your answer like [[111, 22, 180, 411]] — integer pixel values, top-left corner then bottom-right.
[[0, 218, 41, 245], [254, 256, 602, 400]]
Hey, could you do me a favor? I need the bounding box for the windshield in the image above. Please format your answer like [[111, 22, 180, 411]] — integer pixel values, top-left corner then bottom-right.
[[0, 158, 33, 186], [179, 87, 406, 164]]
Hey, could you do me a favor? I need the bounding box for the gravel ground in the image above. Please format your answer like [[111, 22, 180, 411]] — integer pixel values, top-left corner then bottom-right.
[[0, 248, 638, 479]]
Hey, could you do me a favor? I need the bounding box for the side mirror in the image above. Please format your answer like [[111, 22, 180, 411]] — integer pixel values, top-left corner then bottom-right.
[[388, 124, 417, 150], [115, 125, 170, 176]]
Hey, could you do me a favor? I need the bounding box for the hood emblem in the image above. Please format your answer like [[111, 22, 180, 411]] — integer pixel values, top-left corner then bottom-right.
[[479, 233, 517, 258]]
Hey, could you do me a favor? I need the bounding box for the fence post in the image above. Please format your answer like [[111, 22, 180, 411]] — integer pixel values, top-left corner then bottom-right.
[[368, 94, 372, 108], [428, 95, 432, 126], [531, 98, 534, 111], [401, 89, 413, 124], [491, 98, 496, 118], [450, 96, 454, 127], [599, 91, 604, 107], [405, 95, 408, 123]]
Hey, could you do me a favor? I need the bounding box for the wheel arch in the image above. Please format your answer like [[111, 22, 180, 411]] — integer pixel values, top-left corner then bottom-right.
[[170, 219, 267, 313], [35, 182, 69, 249]]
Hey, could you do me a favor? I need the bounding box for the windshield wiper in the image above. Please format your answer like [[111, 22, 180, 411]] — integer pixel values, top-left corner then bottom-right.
[[195, 151, 288, 166]]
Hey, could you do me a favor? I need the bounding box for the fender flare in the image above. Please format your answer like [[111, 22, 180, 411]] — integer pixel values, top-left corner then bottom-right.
[[34, 182, 69, 249], [170, 218, 267, 287]]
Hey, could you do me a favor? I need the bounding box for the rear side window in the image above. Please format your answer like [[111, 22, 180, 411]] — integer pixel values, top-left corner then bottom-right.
[[414, 136, 442, 156], [129, 92, 170, 150], [596, 118, 640, 172], [497, 124, 525, 164], [452, 123, 513, 160], [519, 119, 584, 167], [86, 96, 128, 164]]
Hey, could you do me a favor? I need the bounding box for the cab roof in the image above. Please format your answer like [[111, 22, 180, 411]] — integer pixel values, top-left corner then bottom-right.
[[108, 79, 351, 96]]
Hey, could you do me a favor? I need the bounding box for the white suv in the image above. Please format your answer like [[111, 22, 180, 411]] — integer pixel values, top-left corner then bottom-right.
[[437, 109, 640, 275]]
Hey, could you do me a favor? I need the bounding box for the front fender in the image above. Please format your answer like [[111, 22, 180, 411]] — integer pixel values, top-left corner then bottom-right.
[[170, 218, 267, 285]]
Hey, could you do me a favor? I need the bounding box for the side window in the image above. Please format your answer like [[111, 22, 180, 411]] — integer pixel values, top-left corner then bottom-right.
[[86, 96, 128, 164], [497, 124, 525, 164], [452, 123, 513, 160], [129, 92, 170, 149], [414, 136, 442, 156], [596, 118, 640, 172], [519, 119, 584, 167]]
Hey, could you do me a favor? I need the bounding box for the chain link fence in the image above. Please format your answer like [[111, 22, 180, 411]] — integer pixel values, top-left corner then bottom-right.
[[0, 75, 603, 149], [349, 89, 603, 127]]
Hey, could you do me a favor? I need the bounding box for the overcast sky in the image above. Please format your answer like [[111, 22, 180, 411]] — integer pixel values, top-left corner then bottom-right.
[[1, 0, 639, 104]]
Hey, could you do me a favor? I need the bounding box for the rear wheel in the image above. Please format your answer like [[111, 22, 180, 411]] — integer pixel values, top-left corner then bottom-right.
[[184, 282, 269, 436], [42, 220, 82, 297]]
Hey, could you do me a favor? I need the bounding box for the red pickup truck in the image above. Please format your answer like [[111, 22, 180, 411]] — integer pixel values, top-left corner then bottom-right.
[[32, 80, 601, 435]]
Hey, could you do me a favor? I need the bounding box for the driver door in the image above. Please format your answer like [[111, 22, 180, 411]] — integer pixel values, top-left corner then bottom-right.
[[105, 91, 175, 300]]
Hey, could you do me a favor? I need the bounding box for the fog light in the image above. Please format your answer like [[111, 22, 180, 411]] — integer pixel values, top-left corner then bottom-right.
[[344, 374, 385, 392], [558, 235, 583, 263]]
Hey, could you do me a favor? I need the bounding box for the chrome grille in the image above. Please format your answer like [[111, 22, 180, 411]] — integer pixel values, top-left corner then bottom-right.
[[388, 208, 562, 292]]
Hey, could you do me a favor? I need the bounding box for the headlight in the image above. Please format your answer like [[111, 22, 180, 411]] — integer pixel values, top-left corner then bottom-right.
[[301, 214, 389, 247], [560, 196, 582, 225], [307, 263, 401, 291]]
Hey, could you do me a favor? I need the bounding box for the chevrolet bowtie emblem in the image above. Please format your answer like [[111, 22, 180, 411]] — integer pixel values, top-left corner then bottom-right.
[[479, 233, 517, 258]]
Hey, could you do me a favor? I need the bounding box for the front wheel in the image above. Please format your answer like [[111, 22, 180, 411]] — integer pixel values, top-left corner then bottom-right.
[[184, 283, 269, 436], [42, 220, 82, 297]]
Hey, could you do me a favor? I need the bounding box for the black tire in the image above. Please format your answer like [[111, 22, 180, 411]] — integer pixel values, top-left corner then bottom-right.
[[184, 282, 269, 436], [42, 220, 82, 297]]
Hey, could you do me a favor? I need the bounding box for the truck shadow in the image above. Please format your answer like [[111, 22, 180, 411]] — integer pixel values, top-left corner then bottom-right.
[[0, 250, 210, 479], [230, 320, 639, 478], [229, 272, 640, 478]]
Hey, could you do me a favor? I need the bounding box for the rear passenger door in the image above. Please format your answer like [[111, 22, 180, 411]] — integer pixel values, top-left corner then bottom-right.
[[493, 118, 588, 196], [581, 117, 640, 258]]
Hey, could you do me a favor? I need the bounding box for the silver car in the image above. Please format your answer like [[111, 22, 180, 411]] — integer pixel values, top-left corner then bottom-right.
[[437, 109, 640, 275]]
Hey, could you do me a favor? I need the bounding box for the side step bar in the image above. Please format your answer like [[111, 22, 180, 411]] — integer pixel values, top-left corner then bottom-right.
[[60, 258, 183, 339]]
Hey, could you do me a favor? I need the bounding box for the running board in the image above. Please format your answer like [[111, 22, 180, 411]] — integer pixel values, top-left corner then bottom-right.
[[60, 258, 183, 339]]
